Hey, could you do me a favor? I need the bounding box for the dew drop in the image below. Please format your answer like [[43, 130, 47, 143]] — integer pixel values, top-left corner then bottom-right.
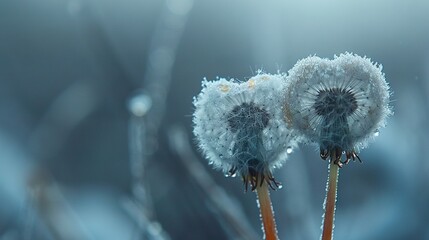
[[208, 160, 214, 165], [128, 92, 152, 117], [374, 129, 380, 137], [286, 146, 293, 154], [231, 172, 237, 178], [277, 184, 283, 189], [224, 173, 230, 177]]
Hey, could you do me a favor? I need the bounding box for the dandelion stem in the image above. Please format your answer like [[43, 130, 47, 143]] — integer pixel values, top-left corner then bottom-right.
[[256, 181, 278, 240], [322, 161, 340, 240]]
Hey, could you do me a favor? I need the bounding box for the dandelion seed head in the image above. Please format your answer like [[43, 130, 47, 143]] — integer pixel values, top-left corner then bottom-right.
[[284, 53, 392, 164], [193, 73, 297, 189]]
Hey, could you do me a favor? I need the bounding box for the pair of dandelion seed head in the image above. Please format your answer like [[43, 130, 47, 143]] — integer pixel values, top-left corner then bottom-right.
[[193, 53, 391, 190]]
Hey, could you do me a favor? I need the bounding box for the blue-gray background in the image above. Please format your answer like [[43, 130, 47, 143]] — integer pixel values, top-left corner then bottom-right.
[[1, 0, 428, 239]]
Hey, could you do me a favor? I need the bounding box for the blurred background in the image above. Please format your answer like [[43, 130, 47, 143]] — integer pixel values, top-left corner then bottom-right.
[[1, 0, 428, 239]]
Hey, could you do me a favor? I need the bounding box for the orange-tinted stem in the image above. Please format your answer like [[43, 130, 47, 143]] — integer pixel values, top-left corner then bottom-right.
[[256, 182, 279, 240], [321, 162, 340, 240]]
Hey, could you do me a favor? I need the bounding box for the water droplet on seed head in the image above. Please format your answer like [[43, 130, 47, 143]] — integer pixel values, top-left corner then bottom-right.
[[374, 129, 380, 137]]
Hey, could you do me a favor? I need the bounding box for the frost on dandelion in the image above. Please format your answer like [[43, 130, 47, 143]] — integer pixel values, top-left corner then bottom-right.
[[284, 53, 392, 166], [193, 73, 296, 190]]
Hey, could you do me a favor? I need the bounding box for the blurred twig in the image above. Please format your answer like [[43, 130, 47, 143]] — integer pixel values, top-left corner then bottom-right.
[[142, 0, 194, 153], [27, 170, 92, 240], [125, 1, 194, 238], [168, 125, 259, 240], [73, 2, 172, 238], [128, 92, 153, 215], [126, 92, 170, 240]]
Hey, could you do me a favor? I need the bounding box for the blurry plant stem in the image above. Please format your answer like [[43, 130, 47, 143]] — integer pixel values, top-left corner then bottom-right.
[[256, 182, 278, 240], [321, 160, 340, 240]]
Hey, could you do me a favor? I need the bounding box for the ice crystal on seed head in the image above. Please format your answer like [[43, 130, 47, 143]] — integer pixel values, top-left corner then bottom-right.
[[284, 53, 392, 165], [193, 73, 297, 190]]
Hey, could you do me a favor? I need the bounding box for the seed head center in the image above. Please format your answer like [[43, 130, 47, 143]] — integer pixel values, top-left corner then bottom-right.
[[228, 102, 269, 133], [314, 88, 357, 117]]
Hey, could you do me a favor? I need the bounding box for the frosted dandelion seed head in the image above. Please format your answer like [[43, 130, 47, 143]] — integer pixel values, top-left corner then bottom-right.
[[193, 73, 297, 190], [284, 53, 392, 166]]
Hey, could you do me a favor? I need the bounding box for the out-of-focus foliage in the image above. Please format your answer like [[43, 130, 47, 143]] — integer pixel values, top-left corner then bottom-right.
[[1, 0, 428, 239]]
